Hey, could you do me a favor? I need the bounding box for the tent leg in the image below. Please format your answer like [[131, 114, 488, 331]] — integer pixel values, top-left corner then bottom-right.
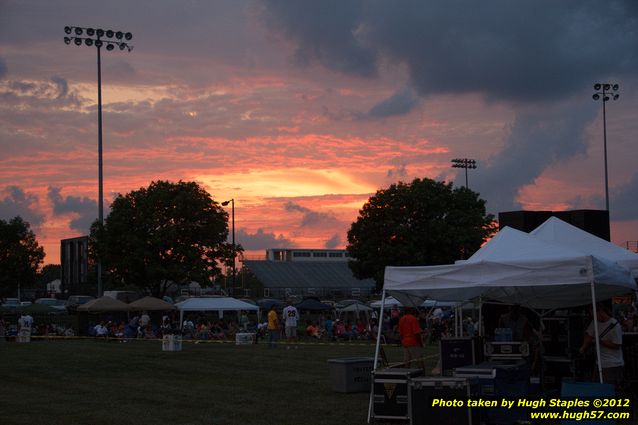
[[478, 296, 483, 337], [590, 280, 604, 384], [368, 290, 387, 423]]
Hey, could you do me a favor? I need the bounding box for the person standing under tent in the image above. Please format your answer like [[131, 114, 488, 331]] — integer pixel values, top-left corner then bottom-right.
[[578, 302, 624, 389], [398, 307, 424, 369], [282, 301, 299, 349], [267, 305, 279, 348]]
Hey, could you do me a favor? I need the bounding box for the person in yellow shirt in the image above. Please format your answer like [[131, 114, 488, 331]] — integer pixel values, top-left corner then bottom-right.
[[267, 305, 279, 348]]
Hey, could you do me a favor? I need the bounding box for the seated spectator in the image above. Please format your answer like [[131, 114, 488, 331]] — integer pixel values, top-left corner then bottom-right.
[[334, 319, 346, 339], [94, 321, 108, 337], [197, 322, 211, 340], [227, 321, 240, 338], [306, 320, 320, 339], [324, 317, 334, 340], [211, 322, 226, 340], [182, 317, 195, 339], [356, 320, 368, 339]]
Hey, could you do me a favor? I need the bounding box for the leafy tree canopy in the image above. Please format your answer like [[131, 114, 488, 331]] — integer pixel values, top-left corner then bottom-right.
[[91, 180, 239, 297], [0, 216, 45, 298], [347, 178, 496, 291]]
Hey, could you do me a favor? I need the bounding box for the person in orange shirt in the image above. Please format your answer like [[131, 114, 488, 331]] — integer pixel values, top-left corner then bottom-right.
[[398, 307, 424, 369]]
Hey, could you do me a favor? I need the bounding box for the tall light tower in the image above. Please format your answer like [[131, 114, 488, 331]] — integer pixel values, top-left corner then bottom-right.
[[222, 199, 236, 294], [63, 26, 133, 297], [451, 158, 477, 189], [592, 83, 620, 212]]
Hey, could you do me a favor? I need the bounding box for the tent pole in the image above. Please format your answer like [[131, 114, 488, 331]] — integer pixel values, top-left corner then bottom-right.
[[590, 279, 604, 384], [368, 289, 387, 423], [478, 296, 483, 337]]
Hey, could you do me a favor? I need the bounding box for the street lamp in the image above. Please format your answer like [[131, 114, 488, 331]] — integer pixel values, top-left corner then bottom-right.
[[592, 83, 620, 212], [451, 158, 477, 189], [63, 26, 133, 297], [221, 199, 235, 294]]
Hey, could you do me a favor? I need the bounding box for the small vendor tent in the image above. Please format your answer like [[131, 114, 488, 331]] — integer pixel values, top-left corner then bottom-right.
[[295, 297, 333, 312], [128, 296, 175, 311], [77, 296, 131, 312], [336, 300, 373, 313], [531, 216, 638, 278], [175, 296, 258, 324]]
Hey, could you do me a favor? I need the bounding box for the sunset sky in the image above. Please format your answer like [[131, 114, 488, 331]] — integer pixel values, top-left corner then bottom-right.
[[1, 1, 637, 265]]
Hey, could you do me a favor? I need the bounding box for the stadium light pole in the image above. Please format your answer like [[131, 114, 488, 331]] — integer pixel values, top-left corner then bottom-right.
[[592, 83, 620, 212], [451, 158, 477, 189], [221, 199, 236, 295], [64, 26, 133, 297]]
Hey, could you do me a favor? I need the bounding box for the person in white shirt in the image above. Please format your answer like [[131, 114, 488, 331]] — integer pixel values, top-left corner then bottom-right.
[[94, 322, 109, 337], [579, 302, 623, 388], [282, 301, 299, 349]]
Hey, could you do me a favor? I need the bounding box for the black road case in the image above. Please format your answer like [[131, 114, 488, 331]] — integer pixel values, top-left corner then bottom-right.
[[371, 368, 423, 420], [408, 377, 479, 425]]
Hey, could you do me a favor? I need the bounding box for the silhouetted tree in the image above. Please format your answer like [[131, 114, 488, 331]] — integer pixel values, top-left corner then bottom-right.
[[90, 181, 240, 297], [347, 178, 496, 291], [0, 216, 45, 298]]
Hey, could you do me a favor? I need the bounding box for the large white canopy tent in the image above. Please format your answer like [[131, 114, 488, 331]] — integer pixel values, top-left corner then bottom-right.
[[531, 216, 638, 278], [175, 297, 258, 325], [374, 225, 636, 389]]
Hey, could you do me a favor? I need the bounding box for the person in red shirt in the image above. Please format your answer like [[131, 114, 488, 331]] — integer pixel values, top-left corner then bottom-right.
[[398, 307, 424, 369]]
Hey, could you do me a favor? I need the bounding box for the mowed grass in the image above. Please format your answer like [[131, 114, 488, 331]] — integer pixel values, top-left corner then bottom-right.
[[0, 339, 437, 425]]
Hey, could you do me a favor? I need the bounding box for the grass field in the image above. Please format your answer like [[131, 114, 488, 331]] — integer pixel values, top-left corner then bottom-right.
[[0, 338, 439, 425]]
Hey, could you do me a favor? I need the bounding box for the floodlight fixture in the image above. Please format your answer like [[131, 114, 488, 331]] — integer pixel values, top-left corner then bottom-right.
[[86, 28, 95, 36], [450, 158, 477, 189], [116, 31, 123, 39], [125, 32, 133, 41], [64, 26, 72, 34], [106, 30, 114, 38], [64, 37, 71, 45], [106, 43, 115, 51], [592, 82, 620, 212], [74, 38, 82, 46], [85, 38, 93, 47]]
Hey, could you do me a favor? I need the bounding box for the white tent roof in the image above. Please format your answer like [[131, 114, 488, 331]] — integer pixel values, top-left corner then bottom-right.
[[337, 302, 373, 313], [175, 296, 259, 312], [531, 216, 638, 278], [368, 296, 458, 309], [384, 226, 636, 310]]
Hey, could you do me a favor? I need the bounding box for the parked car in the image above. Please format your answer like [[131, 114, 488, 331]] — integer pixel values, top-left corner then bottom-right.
[[35, 298, 67, 311], [1, 298, 20, 309]]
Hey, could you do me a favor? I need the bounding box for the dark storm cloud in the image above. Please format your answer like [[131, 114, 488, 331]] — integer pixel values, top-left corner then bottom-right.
[[50, 76, 69, 99], [324, 233, 341, 249], [387, 163, 407, 179], [609, 173, 638, 221], [263, 0, 377, 77], [263, 0, 638, 215], [364, 87, 419, 119], [48, 187, 96, 233], [469, 101, 599, 213], [283, 202, 338, 228], [0, 186, 44, 226], [236, 228, 295, 250], [0, 57, 7, 79], [263, 0, 638, 102]]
